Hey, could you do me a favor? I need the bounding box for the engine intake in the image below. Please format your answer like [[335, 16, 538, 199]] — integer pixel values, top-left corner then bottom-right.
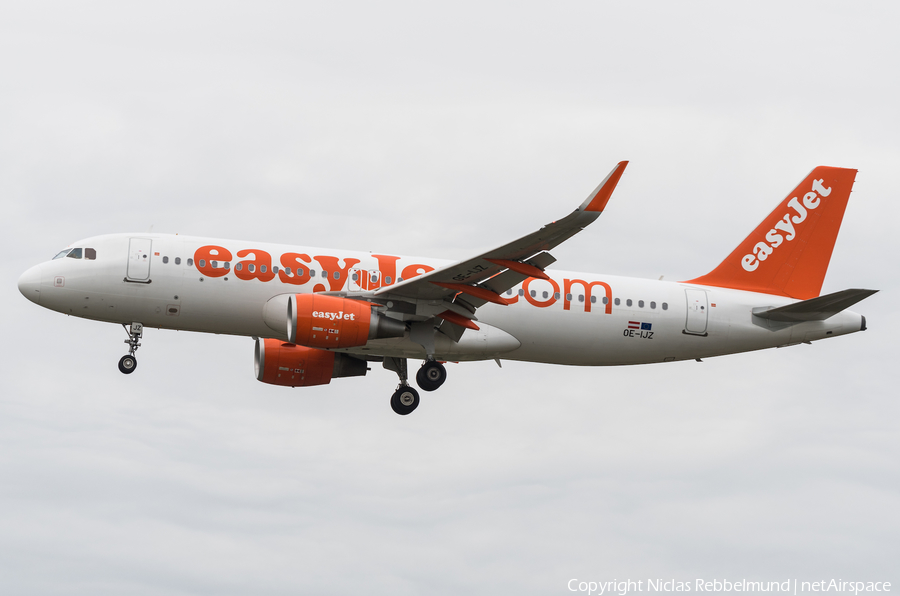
[[255, 338, 368, 387], [287, 294, 406, 348]]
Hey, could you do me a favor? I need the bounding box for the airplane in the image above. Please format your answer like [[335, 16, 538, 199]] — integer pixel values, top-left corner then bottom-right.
[[17, 162, 877, 415]]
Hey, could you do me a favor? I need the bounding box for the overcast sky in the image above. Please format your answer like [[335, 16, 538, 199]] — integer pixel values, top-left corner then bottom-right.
[[1, 2, 898, 594]]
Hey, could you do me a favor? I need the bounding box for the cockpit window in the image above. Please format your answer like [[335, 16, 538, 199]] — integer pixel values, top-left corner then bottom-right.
[[52, 247, 95, 260]]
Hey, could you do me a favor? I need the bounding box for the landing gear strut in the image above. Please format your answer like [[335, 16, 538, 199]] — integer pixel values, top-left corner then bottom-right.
[[416, 360, 446, 392], [119, 322, 143, 375], [383, 357, 420, 415]]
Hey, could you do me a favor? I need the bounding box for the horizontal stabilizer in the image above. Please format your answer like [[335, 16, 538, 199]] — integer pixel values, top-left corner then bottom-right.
[[752, 288, 878, 322]]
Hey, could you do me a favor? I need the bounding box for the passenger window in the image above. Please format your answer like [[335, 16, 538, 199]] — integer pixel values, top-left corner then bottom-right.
[[519, 289, 525, 297], [235, 263, 242, 271], [162, 256, 169, 264], [662, 302, 668, 310], [650, 301, 656, 309], [67, 248, 83, 259], [578, 295, 584, 302], [310, 270, 316, 277], [554, 292, 560, 300], [352, 273, 358, 281], [614, 298, 620, 306], [602, 297, 608, 304], [542, 291, 548, 299], [187, 258, 193, 266], [225, 262, 231, 270], [530, 290, 536, 297], [199, 259, 206, 267], [272, 266, 278, 273], [286, 267, 292, 275], [211, 260, 217, 268], [260, 265, 267, 273], [175, 257, 181, 265], [385, 276, 392, 284], [53, 249, 70, 260], [371, 273, 378, 283], [506, 289, 513, 296], [84, 248, 96, 260], [638, 300, 644, 308], [590, 296, 596, 304], [626, 299, 633, 307], [249, 264, 256, 273], [566, 293, 573, 301]]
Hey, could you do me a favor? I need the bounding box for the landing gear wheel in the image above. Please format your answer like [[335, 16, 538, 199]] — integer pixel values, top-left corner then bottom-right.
[[118, 355, 138, 374], [416, 360, 446, 392], [390, 385, 420, 415]]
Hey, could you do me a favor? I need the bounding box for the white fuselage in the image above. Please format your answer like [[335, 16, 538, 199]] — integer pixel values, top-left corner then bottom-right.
[[18, 233, 865, 365]]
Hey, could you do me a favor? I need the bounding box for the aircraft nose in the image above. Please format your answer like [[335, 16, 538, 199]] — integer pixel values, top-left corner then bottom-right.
[[18, 265, 42, 304]]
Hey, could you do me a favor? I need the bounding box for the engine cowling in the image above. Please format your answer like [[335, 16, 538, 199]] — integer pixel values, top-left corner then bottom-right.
[[254, 338, 368, 387], [287, 294, 405, 348]]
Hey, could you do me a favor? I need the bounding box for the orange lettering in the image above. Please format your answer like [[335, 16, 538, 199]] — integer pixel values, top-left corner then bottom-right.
[[193, 245, 232, 278], [563, 279, 612, 314], [313, 255, 361, 291], [401, 264, 435, 280], [522, 277, 559, 308], [235, 249, 276, 282], [372, 254, 400, 289], [279, 253, 312, 285]]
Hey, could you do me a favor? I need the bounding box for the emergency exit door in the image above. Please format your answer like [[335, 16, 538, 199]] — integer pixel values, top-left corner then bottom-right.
[[684, 289, 708, 335]]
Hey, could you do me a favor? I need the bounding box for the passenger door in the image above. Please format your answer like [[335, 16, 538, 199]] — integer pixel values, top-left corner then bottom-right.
[[126, 238, 152, 282]]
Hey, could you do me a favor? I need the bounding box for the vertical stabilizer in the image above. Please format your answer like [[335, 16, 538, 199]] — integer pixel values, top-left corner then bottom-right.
[[685, 166, 857, 299]]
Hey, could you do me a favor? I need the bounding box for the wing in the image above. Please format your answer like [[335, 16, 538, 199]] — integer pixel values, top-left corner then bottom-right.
[[369, 161, 629, 331]]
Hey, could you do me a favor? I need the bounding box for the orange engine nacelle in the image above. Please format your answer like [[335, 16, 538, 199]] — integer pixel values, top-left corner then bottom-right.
[[255, 338, 368, 387], [287, 294, 406, 348]]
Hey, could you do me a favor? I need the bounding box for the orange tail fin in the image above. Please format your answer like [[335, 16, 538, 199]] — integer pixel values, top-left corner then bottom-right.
[[685, 166, 858, 299]]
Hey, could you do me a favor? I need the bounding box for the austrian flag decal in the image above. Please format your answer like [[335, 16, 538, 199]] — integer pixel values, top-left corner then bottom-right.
[[624, 321, 653, 339]]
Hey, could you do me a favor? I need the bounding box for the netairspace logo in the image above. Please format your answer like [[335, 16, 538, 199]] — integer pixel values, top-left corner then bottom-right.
[[567, 579, 892, 596]]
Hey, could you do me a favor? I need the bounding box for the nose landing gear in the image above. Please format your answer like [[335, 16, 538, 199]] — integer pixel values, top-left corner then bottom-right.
[[118, 322, 143, 375]]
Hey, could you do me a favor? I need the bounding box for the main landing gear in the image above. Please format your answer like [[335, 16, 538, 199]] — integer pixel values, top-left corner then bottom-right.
[[391, 385, 420, 416], [383, 357, 419, 415], [416, 360, 446, 392], [118, 322, 143, 375], [383, 358, 448, 415]]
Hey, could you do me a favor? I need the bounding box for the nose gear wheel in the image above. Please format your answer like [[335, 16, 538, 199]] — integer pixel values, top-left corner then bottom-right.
[[118, 355, 137, 374]]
